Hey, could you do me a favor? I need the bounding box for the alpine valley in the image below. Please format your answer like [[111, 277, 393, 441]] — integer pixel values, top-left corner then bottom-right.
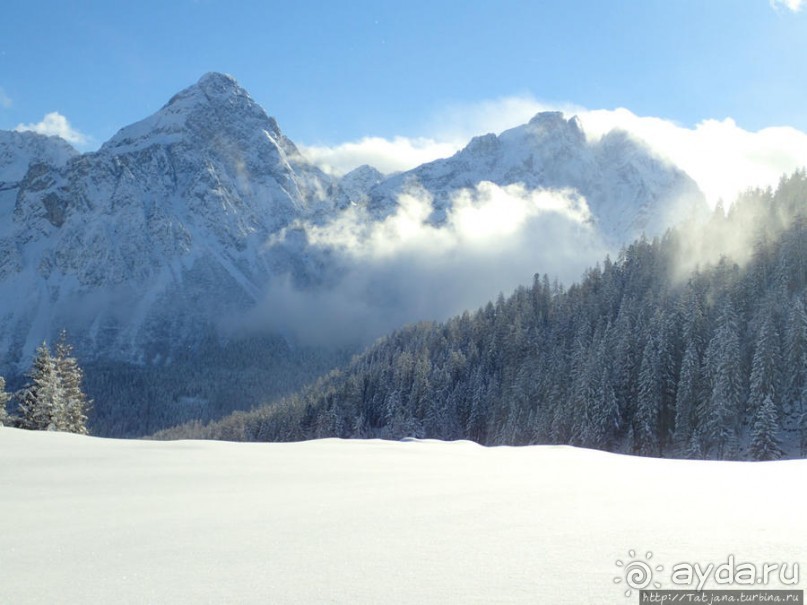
[[0, 73, 711, 436]]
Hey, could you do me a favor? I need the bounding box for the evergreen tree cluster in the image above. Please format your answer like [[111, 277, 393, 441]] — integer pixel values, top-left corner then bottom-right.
[[1, 332, 90, 434], [150, 171, 804, 460]]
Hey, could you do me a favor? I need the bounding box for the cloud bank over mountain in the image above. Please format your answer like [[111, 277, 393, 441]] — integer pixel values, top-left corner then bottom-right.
[[241, 182, 608, 347], [300, 98, 807, 209]]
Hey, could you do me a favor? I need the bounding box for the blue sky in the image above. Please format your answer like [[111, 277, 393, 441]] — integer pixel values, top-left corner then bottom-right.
[[1, 0, 805, 147]]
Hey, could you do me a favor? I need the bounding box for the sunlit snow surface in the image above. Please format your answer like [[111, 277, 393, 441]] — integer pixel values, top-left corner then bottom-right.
[[1, 428, 804, 604]]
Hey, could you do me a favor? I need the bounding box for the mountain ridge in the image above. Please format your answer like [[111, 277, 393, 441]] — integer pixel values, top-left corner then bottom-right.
[[363, 111, 706, 244]]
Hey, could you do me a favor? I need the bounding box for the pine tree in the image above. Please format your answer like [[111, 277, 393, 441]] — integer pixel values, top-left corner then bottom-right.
[[587, 366, 620, 450], [16, 336, 90, 434], [703, 302, 742, 459], [18, 342, 65, 431], [686, 428, 706, 460], [0, 376, 10, 426], [784, 297, 807, 418], [54, 331, 91, 435], [749, 394, 784, 461], [747, 312, 782, 419], [581, 333, 620, 450], [673, 340, 700, 449], [654, 310, 680, 451], [634, 339, 661, 456]]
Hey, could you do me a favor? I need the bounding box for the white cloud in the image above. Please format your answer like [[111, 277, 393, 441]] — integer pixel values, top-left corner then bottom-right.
[[303, 182, 594, 259], [0, 88, 11, 109], [299, 136, 458, 176], [577, 108, 807, 207], [300, 97, 807, 209], [770, 0, 804, 12], [15, 112, 88, 145], [425, 95, 577, 143], [247, 182, 607, 346]]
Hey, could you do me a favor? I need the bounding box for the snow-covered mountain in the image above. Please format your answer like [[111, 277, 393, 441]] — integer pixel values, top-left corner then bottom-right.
[[332, 164, 385, 209], [0, 130, 77, 184], [0, 74, 709, 435], [364, 112, 707, 243], [0, 73, 334, 369]]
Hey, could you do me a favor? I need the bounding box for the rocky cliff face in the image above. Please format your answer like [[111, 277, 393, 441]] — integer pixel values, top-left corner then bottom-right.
[[0, 73, 334, 369]]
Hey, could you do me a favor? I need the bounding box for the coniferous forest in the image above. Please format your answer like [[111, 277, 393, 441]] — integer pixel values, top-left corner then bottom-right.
[[156, 171, 807, 461]]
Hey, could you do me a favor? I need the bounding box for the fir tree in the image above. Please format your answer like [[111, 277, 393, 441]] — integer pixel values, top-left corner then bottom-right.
[[16, 335, 90, 434], [686, 428, 706, 460], [18, 342, 65, 431], [673, 340, 700, 449], [54, 331, 91, 435], [747, 312, 782, 418], [634, 338, 661, 456], [581, 334, 620, 450], [704, 302, 742, 459], [784, 297, 807, 417], [749, 394, 784, 461], [589, 366, 620, 449]]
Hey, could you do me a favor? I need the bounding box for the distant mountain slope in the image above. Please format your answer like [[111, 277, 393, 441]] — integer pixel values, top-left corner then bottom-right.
[[364, 112, 707, 243], [159, 172, 807, 461]]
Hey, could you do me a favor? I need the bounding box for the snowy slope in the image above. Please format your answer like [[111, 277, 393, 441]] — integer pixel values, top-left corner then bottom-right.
[[366, 112, 707, 243], [0, 131, 77, 243], [0, 130, 76, 184], [0, 428, 803, 604], [332, 163, 385, 209]]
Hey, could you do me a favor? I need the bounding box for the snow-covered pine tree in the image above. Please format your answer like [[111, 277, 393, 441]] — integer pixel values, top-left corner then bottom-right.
[[703, 301, 742, 459], [673, 340, 701, 450], [654, 310, 680, 452], [580, 332, 620, 450], [54, 331, 91, 435], [18, 342, 66, 431], [747, 311, 782, 418], [686, 427, 706, 460], [784, 297, 807, 418], [749, 394, 784, 461], [634, 338, 661, 456], [592, 365, 620, 449], [0, 376, 9, 426]]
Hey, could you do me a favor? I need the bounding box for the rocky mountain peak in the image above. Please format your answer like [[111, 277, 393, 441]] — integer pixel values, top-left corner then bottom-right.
[[523, 111, 585, 146], [194, 71, 242, 97], [101, 72, 283, 156]]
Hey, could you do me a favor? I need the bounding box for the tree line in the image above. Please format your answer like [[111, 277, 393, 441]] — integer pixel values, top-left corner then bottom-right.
[[155, 170, 807, 461], [0, 331, 91, 434]]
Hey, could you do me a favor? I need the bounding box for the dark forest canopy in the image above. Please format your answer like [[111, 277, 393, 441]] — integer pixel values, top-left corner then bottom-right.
[[156, 171, 807, 460]]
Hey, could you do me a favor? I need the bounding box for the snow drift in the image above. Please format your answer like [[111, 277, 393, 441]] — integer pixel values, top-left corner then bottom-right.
[[0, 428, 804, 604]]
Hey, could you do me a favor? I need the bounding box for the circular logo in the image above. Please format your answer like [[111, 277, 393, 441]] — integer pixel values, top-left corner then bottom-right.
[[614, 550, 663, 598]]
